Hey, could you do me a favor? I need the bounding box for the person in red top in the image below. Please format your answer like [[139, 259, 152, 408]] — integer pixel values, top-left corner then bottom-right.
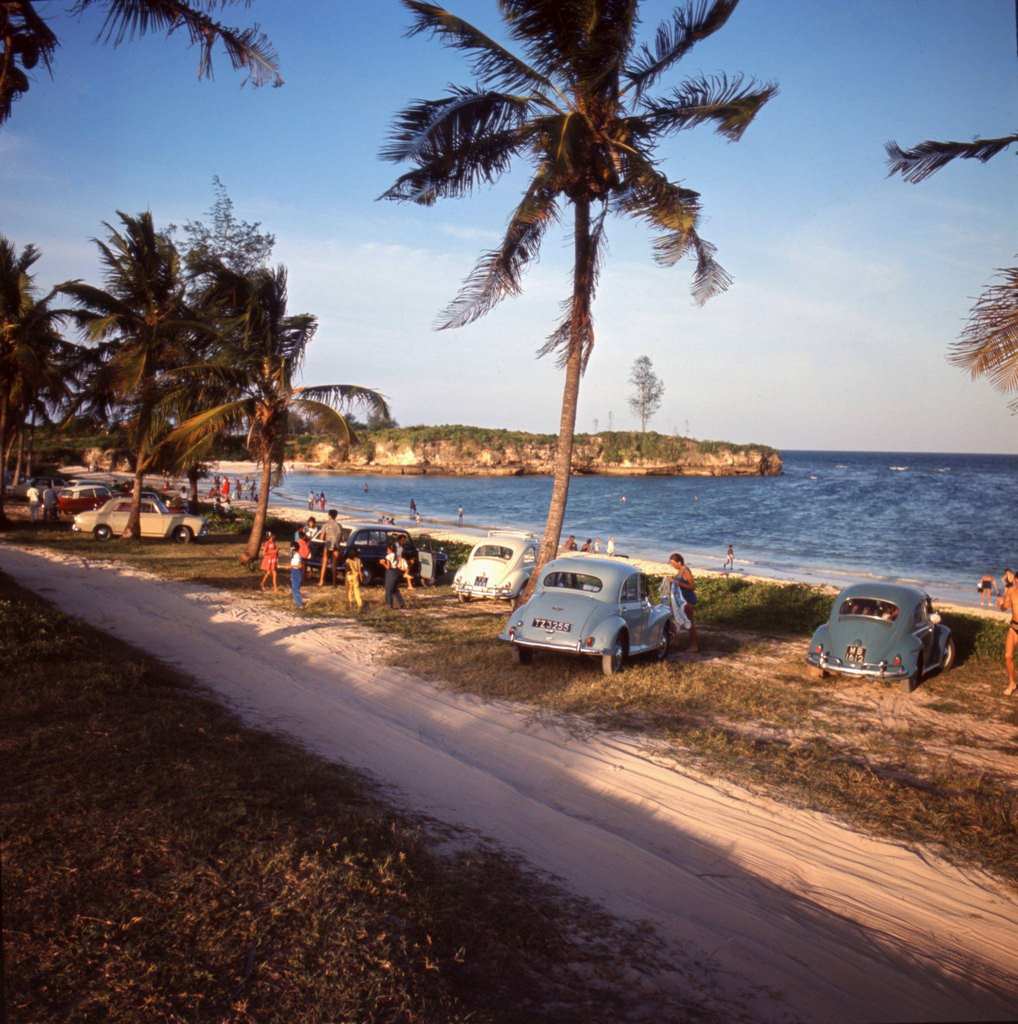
[[220, 477, 230, 499], [259, 531, 279, 592]]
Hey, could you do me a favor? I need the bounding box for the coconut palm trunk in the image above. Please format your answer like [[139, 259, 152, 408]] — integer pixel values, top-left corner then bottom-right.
[[0, 393, 9, 525], [123, 463, 146, 539], [12, 424, 25, 486], [240, 455, 276, 563], [535, 198, 592, 574]]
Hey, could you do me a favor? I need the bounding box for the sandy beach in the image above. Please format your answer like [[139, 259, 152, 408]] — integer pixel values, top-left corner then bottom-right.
[[1, 541, 1016, 1022]]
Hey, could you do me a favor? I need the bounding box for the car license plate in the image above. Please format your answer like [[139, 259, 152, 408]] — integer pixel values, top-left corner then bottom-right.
[[474, 575, 488, 587], [845, 644, 865, 664], [533, 617, 571, 633]]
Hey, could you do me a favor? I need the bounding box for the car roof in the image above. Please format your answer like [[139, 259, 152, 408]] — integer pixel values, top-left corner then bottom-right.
[[836, 582, 927, 606], [343, 521, 410, 533], [540, 556, 638, 588], [471, 536, 534, 555]]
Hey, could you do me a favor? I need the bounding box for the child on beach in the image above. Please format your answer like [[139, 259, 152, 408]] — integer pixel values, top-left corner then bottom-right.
[[668, 553, 699, 654], [289, 541, 305, 609], [259, 531, 279, 592], [345, 549, 365, 611]]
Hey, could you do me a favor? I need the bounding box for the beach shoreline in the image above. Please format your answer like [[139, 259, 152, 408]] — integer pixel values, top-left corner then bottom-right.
[[53, 460, 1010, 618]]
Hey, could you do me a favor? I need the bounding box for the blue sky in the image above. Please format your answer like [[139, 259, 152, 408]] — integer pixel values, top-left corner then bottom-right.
[[2, 0, 1015, 452]]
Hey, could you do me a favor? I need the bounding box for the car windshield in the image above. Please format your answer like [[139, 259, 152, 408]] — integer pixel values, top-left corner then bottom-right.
[[543, 570, 603, 593], [474, 544, 513, 560], [839, 597, 899, 621]]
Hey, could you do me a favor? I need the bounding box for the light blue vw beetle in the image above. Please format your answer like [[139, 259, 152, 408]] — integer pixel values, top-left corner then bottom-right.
[[498, 556, 681, 675], [806, 582, 955, 692]]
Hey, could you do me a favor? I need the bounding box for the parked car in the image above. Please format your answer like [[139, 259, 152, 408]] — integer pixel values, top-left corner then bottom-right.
[[11, 475, 68, 499], [72, 495, 207, 543], [499, 556, 680, 675], [302, 521, 448, 584], [806, 582, 955, 692], [453, 530, 537, 602], [57, 484, 113, 516]]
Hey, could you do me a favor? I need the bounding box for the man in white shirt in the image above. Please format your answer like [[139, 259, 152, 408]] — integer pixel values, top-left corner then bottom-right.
[[26, 483, 41, 522]]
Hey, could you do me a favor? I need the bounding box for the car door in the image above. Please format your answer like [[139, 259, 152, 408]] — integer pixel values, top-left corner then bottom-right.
[[138, 500, 165, 537], [912, 599, 936, 668], [619, 573, 645, 649]]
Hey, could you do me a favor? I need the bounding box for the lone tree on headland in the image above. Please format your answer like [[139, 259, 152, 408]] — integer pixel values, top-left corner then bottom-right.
[[886, 132, 1018, 411], [381, 0, 776, 584], [628, 354, 664, 432]]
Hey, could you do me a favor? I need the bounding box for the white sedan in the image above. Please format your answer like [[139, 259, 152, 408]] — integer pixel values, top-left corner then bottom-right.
[[72, 496, 207, 543]]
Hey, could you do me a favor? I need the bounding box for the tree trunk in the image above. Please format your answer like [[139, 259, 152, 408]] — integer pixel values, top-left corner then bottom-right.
[[0, 393, 9, 526], [121, 461, 145, 540], [242, 456, 275, 563], [521, 198, 593, 602], [12, 423, 25, 486], [187, 464, 200, 503]]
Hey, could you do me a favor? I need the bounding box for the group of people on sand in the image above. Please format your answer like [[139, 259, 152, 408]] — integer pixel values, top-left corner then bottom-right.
[[258, 508, 415, 615], [208, 475, 256, 503]]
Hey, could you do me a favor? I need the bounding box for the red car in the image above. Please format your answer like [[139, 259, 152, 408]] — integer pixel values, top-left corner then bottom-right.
[[57, 484, 113, 516]]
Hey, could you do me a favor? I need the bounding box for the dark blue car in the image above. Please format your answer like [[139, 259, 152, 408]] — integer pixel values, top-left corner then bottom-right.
[[806, 583, 955, 692]]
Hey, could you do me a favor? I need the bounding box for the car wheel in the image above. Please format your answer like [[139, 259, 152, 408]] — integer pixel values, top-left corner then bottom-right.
[[93, 524, 112, 541], [903, 654, 924, 693], [458, 593, 471, 603], [656, 620, 676, 661], [174, 525, 194, 544], [602, 635, 627, 676], [807, 665, 829, 679], [511, 645, 532, 666], [941, 636, 956, 672]]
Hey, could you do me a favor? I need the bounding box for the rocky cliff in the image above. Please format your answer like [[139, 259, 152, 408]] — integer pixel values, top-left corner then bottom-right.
[[304, 428, 782, 477]]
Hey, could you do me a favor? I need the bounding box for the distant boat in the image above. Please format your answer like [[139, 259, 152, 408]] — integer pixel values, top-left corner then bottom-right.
[[889, 465, 909, 472]]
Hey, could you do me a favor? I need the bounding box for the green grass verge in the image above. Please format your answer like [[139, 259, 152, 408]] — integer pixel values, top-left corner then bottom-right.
[[0, 572, 710, 1024]]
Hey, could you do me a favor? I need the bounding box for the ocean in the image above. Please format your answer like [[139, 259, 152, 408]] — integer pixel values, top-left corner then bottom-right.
[[271, 450, 1017, 607]]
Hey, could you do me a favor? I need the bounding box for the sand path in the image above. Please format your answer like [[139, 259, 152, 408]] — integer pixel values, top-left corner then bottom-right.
[[3, 543, 1016, 1022]]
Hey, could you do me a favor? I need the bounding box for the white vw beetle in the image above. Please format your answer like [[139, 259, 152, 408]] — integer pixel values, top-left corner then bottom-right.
[[73, 495, 207, 543], [453, 530, 537, 602], [499, 556, 683, 675]]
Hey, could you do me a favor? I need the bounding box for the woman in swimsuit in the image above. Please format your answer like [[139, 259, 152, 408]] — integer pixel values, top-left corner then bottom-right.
[[998, 569, 1017, 696], [668, 552, 700, 654], [978, 573, 996, 607]]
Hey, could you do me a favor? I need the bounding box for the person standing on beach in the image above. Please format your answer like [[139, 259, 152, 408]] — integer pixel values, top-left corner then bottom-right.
[[999, 568, 1017, 696], [221, 477, 230, 500], [319, 510, 342, 586], [383, 543, 407, 609], [259, 531, 279, 592], [410, 497, 417, 517], [724, 545, 735, 572], [288, 541, 305, 609], [345, 548, 365, 611], [564, 535, 577, 551], [457, 505, 464, 526], [26, 483, 41, 523], [42, 484, 58, 522], [606, 536, 615, 556], [668, 553, 700, 654], [978, 572, 996, 607], [307, 490, 315, 509]]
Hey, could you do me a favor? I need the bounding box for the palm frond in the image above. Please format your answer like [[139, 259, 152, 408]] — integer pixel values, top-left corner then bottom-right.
[[289, 399, 355, 446], [403, 0, 554, 94], [537, 203, 608, 370], [948, 265, 1018, 398], [165, 397, 251, 449], [438, 168, 559, 328], [613, 154, 730, 304], [624, 0, 739, 98], [885, 134, 1018, 184], [640, 73, 777, 142], [381, 87, 535, 166], [71, 0, 282, 86], [295, 384, 390, 423]]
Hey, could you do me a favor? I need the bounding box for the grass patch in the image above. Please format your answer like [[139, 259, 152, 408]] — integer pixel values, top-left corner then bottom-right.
[[1, 573, 708, 1024]]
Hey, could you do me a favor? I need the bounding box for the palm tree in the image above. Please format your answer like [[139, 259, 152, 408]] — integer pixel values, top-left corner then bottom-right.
[[886, 133, 1018, 411], [381, 0, 776, 581], [167, 261, 389, 562], [0, 235, 67, 524], [60, 211, 202, 539], [1, 0, 281, 126]]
